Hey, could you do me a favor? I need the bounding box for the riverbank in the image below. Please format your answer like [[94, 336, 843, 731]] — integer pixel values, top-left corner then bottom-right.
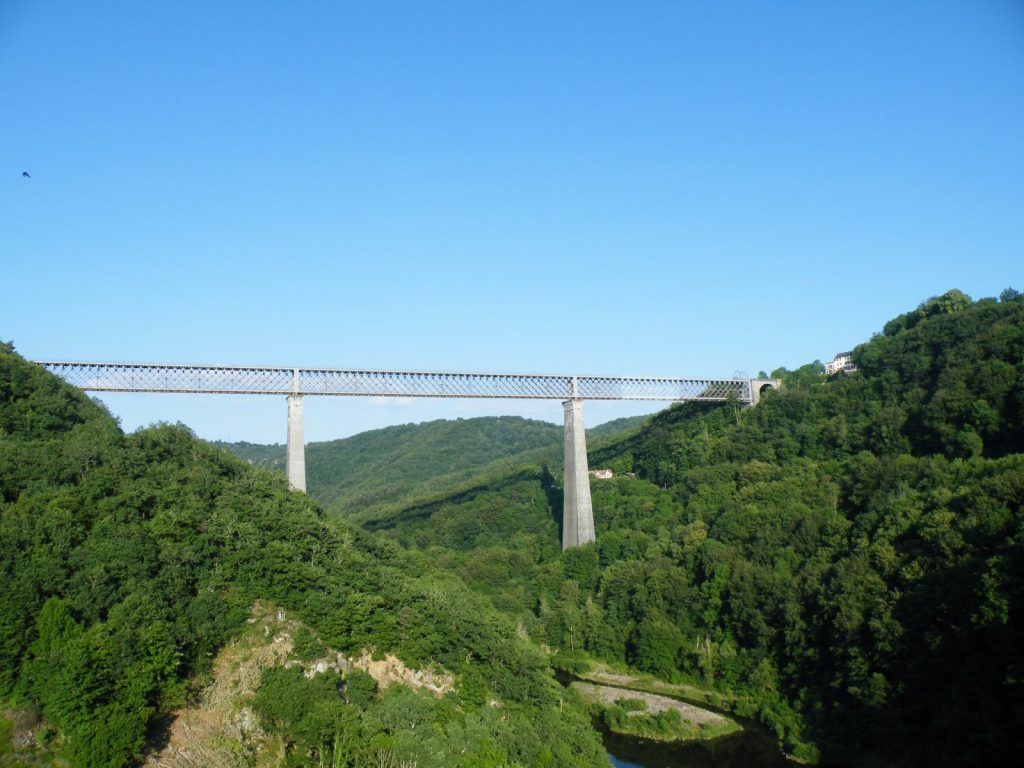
[[571, 681, 742, 742], [574, 661, 740, 710], [555, 656, 822, 762]]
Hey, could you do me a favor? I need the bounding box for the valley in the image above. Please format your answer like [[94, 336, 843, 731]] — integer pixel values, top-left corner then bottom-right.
[[2, 290, 1022, 767]]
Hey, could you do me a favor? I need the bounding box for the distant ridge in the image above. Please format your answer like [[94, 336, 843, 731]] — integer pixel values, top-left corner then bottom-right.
[[217, 413, 652, 520]]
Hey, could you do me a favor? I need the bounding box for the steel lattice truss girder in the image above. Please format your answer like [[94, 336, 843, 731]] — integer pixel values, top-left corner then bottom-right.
[[34, 361, 754, 402]]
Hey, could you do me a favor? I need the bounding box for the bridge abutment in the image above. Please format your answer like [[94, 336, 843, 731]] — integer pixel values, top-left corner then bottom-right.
[[748, 378, 782, 406], [286, 394, 306, 491], [562, 398, 595, 550]]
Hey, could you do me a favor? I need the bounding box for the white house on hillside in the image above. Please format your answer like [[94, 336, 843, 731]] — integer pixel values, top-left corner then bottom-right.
[[825, 352, 857, 376]]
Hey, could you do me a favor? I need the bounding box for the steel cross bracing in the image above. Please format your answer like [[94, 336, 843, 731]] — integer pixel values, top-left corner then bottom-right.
[[34, 361, 754, 402]]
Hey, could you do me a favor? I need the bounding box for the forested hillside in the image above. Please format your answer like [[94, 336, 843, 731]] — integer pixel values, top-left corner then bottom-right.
[[219, 413, 649, 523], [364, 290, 1024, 766], [0, 344, 607, 768], [220, 416, 563, 519]]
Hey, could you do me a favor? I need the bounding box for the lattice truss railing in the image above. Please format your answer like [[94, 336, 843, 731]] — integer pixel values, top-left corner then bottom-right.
[[34, 362, 754, 402]]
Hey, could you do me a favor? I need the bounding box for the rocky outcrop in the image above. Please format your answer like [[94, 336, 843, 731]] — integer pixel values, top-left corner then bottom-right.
[[146, 604, 293, 768], [338, 650, 454, 696], [145, 603, 455, 768]]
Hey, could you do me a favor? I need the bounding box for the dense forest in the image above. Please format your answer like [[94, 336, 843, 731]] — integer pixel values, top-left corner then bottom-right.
[[2, 289, 1021, 767], [0, 344, 607, 767], [353, 290, 1024, 766]]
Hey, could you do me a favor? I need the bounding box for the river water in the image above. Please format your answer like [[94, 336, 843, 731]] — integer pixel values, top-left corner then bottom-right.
[[556, 672, 802, 768], [604, 721, 800, 768]]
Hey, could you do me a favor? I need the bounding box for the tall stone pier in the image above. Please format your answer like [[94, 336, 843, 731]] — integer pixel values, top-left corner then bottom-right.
[[286, 393, 306, 492], [562, 398, 595, 549]]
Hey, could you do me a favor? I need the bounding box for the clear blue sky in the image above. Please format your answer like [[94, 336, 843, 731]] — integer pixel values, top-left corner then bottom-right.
[[2, 1, 1022, 442]]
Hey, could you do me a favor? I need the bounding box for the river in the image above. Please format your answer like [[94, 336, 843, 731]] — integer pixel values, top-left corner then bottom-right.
[[556, 671, 803, 768], [604, 720, 800, 768]]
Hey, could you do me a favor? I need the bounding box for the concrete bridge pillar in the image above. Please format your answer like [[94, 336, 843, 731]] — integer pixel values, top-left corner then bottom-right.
[[562, 397, 595, 550], [286, 370, 306, 491], [286, 394, 306, 491]]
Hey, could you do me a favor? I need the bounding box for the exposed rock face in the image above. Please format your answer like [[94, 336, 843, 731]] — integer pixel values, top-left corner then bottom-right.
[[147, 641, 290, 767], [145, 603, 455, 767], [288, 648, 455, 696], [337, 650, 454, 696], [146, 604, 294, 768]]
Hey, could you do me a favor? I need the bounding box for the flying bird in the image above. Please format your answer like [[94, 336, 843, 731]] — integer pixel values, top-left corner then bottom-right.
[[21, 171, 30, 178]]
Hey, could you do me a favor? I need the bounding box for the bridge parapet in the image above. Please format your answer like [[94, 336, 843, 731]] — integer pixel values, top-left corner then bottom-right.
[[34, 362, 755, 402]]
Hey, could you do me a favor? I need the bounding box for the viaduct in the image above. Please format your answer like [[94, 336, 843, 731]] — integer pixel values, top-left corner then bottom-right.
[[35, 361, 779, 550]]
